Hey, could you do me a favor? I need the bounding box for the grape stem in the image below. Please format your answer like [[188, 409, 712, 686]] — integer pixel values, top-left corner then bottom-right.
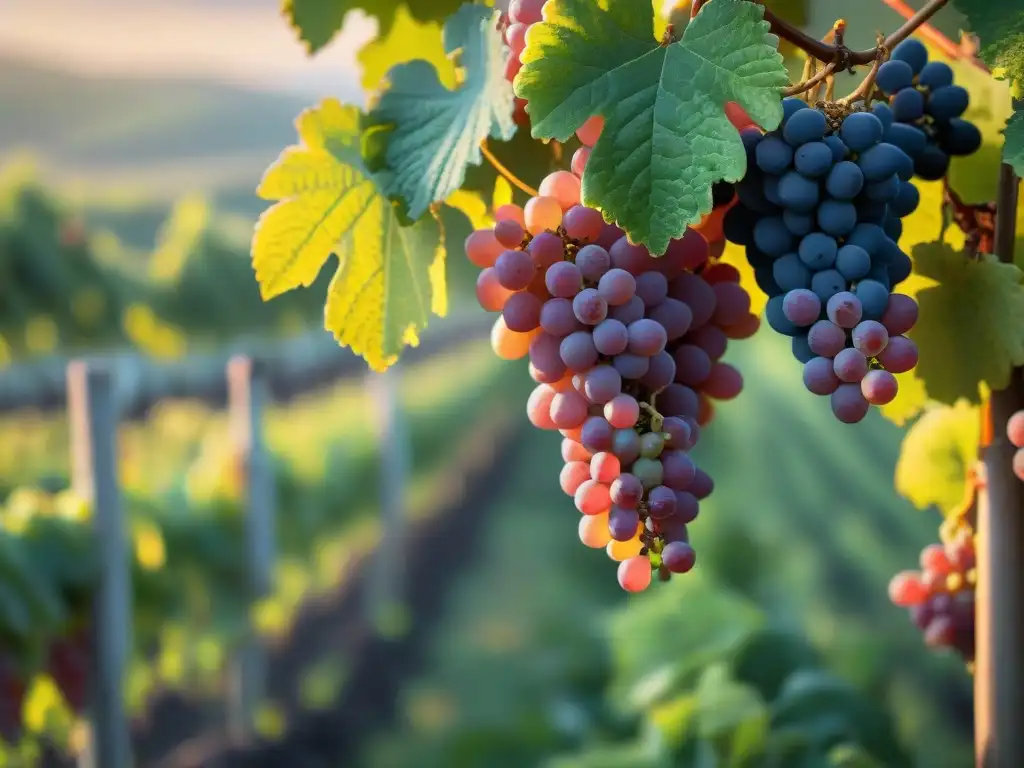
[[757, 0, 950, 66], [837, 44, 885, 105], [783, 62, 835, 98], [479, 140, 539, 197], [639, 401, 664, 433]]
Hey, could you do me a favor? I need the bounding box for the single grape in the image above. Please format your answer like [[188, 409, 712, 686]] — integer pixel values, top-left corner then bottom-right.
[[609, 295, 645, 325], [612, 428, 642, 465], [765, 294, 797, 336], [562, 438, 592, 463], [613, 353, 649, 380], [753, 216, 794, 257], [578, 513, 612, 549], [710, 282, 750, 327], [803, 356, 840, 395], [1014, 449, 1024, 482], [635, 272, 669, 307], [840, 111, 884, 151], [807, 319, 845, 357], [661, 449, 697, 490], [662, 228, 710, 273], [581, 416, 614, 453], [877, 335, 918, 373], [798, 232, 838, 270], [573, 288, 609, 325], [540, 298, 582, 336], [495, 204, 525, 225], [575, 479, 612, 515], [927, 85, 969, 121], [575, 244, 611, 282], [670, 272, 717, 329], [641, 351, 676, 393], [560, 330, 599, 371], [631, 457, 664, 489], [889, 570, 930, 607], [592, 318, 629, 356], [560, 461, 591, 496], [817, 200, 858, 236], [617, 555, 652, 592], [609, 505, 641, 541], [875, 59, 914, 94], [890, 181, 920, 217], [526, 384, 558, 430], [826, 291, 863, 328], [583, 365, 622, 404], [662, 416, 695, 451], [503, 291, 542, 332], [892, 88, 925, 122], [783, 107, 827, 146], [571, 146, 590, 176], [852, 319, 889, 357], [549, 389, 589, 429], [833, 244, 870, 282], [539, 170, 582, 211], [792, 334, 814, 363], [833, 348, 869, 383], [465, 229, 504, 268], [611, 473, 644, 509], [723, 204, 757, 245], [494, 219, 525, 248], [885, 123, 927, 158], [793, 141, 834, 177], [810, 270, 847, 304], [703, 363, 743, 400], [644, 485, 675, 520], [940, 118, 983, 156], [627, 319, 668, 356], [771, 254, 809, 293], [576, 115, 604, 147], [491, 316, 537, 360], [831, 383, 871, 423], [524, 195, 564, 235], [687, 324, 728, 360], [509, 0, 545, 24], [494, 249, 534, 290], [915, 144, 950, 181], [662, 541, 697, 574], [783, 209, 814, 236], [780, 288, 820, 327], [545, 261, 582, 298], [648, 298, 694, 341], [598, 268, 637, 306], [1006, 411, 1024, 449], [860, 369, 899, 405], [825, 161, 865, 200], [855, 279, 890, 320], [604, 393, 640, 428], [777, 171, 820, 212], [918, 60, 953, 91], [672, 345, 712, 387], [823, 134, 848, 162], [505, 21, 529, 54], [865, 173, 901, 203], [858, 143, 913, 182], [755, 136, 794, 174], [528, 231, 565, 269], [640, 432, 666, 459], [530, 332, 568, 377], [476, 268, 515, 311]]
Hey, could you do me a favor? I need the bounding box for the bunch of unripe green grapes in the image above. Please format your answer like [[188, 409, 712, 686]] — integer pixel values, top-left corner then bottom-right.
[[464, 117, 758, 591]]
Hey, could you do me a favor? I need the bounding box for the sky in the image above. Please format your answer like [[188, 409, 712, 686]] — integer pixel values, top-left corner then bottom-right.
[[0, 0, 376, 100]]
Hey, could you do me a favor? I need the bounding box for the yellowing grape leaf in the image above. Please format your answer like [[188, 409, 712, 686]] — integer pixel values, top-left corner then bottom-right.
[[252, 99, 446, 372], [720, 241, 767, 316], [357, 5, 454, 96], [366, 4, 516, 221], [515, 0, 788, 255], [895, 401, 980, 515], [880, 370, 930, 427], [909, 243, 1024, 404], [952, 0, 1024, 83], [283, 0, 464, 55], [444, 190, 492, 230]]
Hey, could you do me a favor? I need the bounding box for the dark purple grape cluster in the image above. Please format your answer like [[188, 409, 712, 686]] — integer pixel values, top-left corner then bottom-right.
[[722, 98, 923, 422], [873, 38, 983, 181]]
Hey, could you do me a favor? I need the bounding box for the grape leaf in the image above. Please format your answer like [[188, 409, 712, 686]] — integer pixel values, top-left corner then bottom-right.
[[879, 370, 929, 427], [282, 0, 465, 55], [1003, 109, 1024, 176], [952, 0, 1024, 83], [366, 4, 516, 221], [357, 5, 455, 95], [909, 243, 1024, 404], [895, 401, 980, 516], [252, 99, 446, 372], [515, 0, 787, 255]]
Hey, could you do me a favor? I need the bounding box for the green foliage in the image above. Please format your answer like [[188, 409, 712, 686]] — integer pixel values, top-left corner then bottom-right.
[[952, 0, 1024, 83], [909, 242, 1024, 404], [253, 99, 447, 371], [1003, 108, 1024, 176], [367, 4, 516, 221], [282, 0, 465, 55], [515, 0, 787, 254]]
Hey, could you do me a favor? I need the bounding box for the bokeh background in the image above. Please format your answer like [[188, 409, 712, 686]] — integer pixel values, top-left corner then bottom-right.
[[0, 0, 996, 766]]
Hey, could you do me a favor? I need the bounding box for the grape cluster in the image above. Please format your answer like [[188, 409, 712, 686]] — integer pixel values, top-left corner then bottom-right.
[[723, 99, 922, 423], [889, 527, 976, 663], [465, 166, 757, 591], [1008, 410, 1024, 482], [500, 0, 547, 126], [873, 39, 983, 181]]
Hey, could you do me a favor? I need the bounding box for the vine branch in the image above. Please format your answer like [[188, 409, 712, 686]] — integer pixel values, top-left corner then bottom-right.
[[760, 0, 950, 67], [479, 140, 539, 197]]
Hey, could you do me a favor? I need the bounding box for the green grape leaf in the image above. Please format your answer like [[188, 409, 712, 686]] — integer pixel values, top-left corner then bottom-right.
[[952, 0, 1024, 83], [515, 0, 787, 254], [910, 243, 1024, 404], [1003, 108, 1024, 176], [356, 4, 455, 95], [367, 4, 516, 221], [282, 0, 464, 56], [252, 99, 446, 372], [895, 401, 980, 517]]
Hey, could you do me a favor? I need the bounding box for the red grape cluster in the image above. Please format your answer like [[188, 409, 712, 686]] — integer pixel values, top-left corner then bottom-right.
[[499, 0, 547, 126], [1007, 410, 1024, 482], [465, 146, 757, 591], [889, 526, 976, 663]]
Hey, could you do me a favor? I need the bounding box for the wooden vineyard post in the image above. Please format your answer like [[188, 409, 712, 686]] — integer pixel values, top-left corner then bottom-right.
[[975, 163, 1024, 768], [226, 356, 275, 742], [67, 361, 132, 768], [366, 365, 411, 637]]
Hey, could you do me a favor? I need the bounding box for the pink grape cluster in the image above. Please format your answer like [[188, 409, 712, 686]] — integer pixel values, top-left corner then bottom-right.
[[1007, 410, 1024, 481], [465, 165, 758, 592], [500, 0, 547, 126], [793, 289, 920, 423], [888, 527, 976, 663]]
